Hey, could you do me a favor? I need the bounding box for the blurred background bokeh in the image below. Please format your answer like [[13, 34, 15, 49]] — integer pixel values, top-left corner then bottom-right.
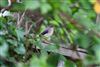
[[0, 0, 100, 67]]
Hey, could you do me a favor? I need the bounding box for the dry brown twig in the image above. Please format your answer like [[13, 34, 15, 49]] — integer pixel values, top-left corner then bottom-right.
[[25, 21, 33, 35], [17, 11, 26, 28]]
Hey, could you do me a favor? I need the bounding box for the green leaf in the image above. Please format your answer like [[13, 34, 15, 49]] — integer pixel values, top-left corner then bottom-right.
[[32, 38, 43, 49], [14, 43, 26, 55], [24, 0, 40, 10], [10, 3, 25, 12], [7, 39, 17, 46], [47, 54, 60, 67], [93, 45, 100, 63], [16, 62, 24, 67], [0, 42, 8, 57], [89, 0, 96, 4], [79, 0, 91, 9], [30, 55, 47, 67], [41, 3, 52, 14], [16, 28, 24, 41], [44, 44, 59, 52], [74, 33, 90, 48], [0, 17, 7, 24], [49, 20, 59, 26], [65, 60, 76, 67], [73, 9, 95, 29], [60, 2, 72, 14], [0, 0, 8, 7]]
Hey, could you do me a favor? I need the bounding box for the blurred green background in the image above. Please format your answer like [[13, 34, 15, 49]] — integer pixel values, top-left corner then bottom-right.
[[0, 0, 100, 67]]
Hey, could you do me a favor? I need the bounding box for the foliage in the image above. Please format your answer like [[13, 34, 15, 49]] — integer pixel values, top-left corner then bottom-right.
[[0, 0, 100, 67]]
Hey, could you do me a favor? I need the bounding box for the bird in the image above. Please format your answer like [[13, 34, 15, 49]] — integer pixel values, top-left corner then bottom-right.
[[41, 25, 54, 38], [40, 25, 54, 47]]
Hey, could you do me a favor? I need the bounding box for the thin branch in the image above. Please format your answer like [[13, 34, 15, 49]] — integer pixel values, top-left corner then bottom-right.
[[25, 21, 28, 35], [27, 24, 33, 34], [25, 22, 33, 35], [96, 14, 100, 24], [61, 47, 88, 54], [17, 11, 26, 28]]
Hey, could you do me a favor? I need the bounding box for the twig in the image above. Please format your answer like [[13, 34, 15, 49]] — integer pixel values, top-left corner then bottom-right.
[[24, 21, 33, 35], [61, 47, 88, 54], [27, 24, 33, 34], [17, 11, 26, 28], [96, 14, 100, 24], [25, 22, 29, 35]]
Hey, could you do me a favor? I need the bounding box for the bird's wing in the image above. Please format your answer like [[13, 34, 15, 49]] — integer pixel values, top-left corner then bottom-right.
[[41, 29, 49, 35]]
